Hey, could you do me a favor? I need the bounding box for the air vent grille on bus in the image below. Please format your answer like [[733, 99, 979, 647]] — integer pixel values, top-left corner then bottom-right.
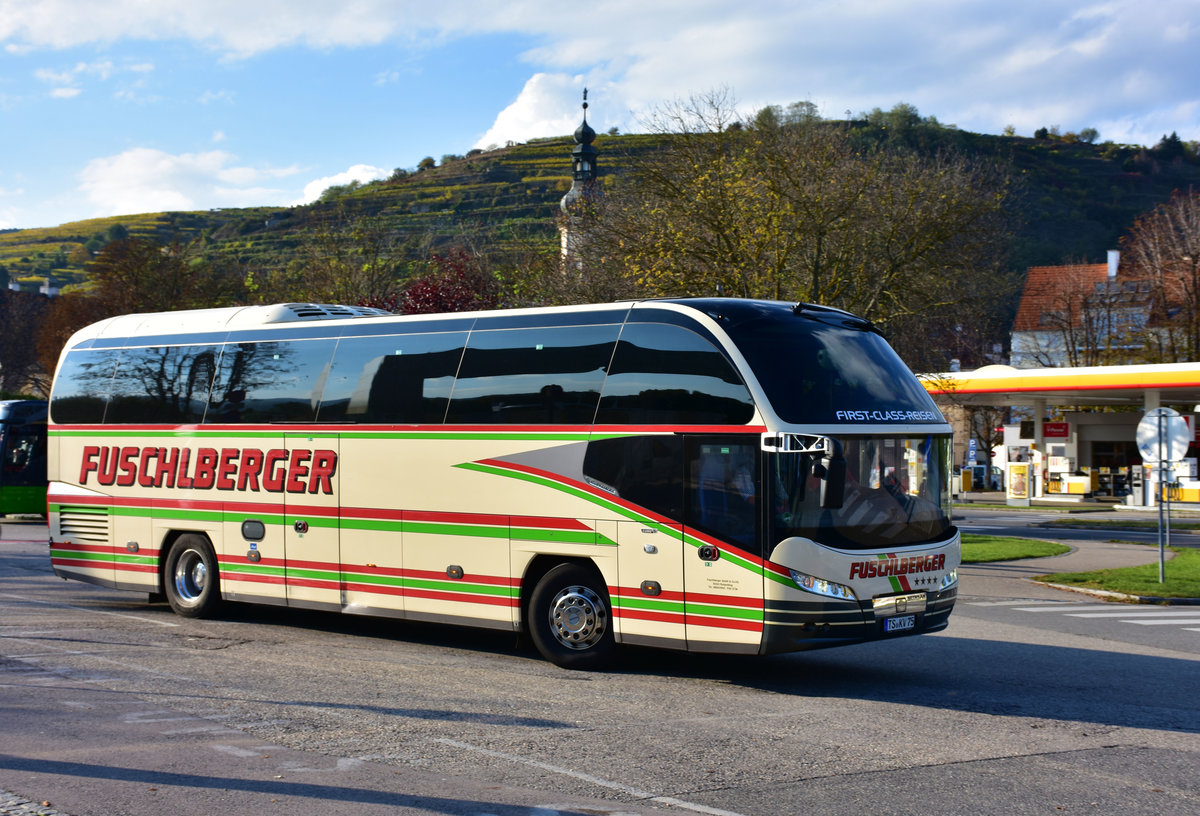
[[279, 303, 392, 321], [59, 507, 110, 544]]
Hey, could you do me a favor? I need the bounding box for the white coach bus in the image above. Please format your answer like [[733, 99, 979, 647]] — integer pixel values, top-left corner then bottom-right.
[[47, 298, 959, 669]]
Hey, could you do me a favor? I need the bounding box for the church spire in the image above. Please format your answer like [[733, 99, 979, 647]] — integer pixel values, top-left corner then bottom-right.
[[561, 88, 599, 213]]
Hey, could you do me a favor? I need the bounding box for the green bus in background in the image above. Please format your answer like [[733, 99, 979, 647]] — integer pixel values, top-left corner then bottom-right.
[[0, 400, 48, 516]]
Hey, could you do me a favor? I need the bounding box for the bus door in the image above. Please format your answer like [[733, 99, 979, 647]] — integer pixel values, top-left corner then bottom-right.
[[283, 435, 341, 610], [584, 434, 687, 648], [683, 436, 764, 653]]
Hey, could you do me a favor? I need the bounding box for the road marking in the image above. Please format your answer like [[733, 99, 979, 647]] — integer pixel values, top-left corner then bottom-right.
[[434, 737, 750, 816], [1064, 610, 1200, 618], [1013, 604, 1131, 612], [0, 593, 179, 627], [978, 600, 1200, 633]]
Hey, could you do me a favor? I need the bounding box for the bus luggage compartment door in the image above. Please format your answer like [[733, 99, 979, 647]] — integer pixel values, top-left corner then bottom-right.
[[283, 436, 341, 610]]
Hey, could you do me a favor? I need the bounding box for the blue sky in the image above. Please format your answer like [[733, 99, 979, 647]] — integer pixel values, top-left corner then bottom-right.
[[1, 0, 1197, 230]]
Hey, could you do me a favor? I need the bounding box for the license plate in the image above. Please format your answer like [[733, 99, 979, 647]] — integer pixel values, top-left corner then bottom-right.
[[884, 615, 915, 632]]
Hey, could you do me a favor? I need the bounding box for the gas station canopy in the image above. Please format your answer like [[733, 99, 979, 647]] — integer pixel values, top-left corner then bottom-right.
[[922, 362, 1200, 409]]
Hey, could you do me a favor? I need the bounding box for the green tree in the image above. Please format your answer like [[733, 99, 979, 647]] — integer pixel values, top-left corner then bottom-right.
[[86, 236, 246, 314], [252, 207, 403, 306], [586, 91, 1015, 369]]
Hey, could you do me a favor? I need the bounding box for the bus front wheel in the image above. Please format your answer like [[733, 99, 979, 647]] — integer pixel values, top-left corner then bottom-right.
[[164, 534, 222, 618], [528, 563, 615, 670]]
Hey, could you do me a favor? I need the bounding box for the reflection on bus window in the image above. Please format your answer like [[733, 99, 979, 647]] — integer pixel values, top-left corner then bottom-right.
[[317, 332, 466, 424], [208, 339, 337, 423], [687, 438, 759, 550], [447, 325, 618, 424], [769, 435, 952, 550]]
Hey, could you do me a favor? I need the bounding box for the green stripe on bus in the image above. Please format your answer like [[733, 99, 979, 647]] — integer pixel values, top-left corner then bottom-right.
[[612, 597, 685, 614], [405, 577, 516, 597], [685, 603, 763, 621], [459, 461, 768, 579]]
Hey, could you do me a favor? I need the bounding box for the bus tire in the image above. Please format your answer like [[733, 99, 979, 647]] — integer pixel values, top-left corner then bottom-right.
[[164, 534, 222, 618], [528, 563, 615, 670]]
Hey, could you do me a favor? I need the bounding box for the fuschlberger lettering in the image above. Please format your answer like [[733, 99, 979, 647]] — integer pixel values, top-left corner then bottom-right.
[[78, 445, 337, 494], [848, 553, 945, 580]]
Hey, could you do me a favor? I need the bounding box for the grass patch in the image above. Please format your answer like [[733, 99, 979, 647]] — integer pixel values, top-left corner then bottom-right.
[[1035, 546, 1200, 599], [1038, 518, 1200, 531], [961, 534, 1071, 563]]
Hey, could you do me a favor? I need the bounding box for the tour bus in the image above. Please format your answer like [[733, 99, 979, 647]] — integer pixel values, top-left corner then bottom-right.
[[47, 298, 959, 669], [1, 400, 48, 516]]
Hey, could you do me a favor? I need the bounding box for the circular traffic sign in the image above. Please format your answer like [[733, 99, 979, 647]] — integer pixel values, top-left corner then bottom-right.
[[1136, 407, 1191, 464]]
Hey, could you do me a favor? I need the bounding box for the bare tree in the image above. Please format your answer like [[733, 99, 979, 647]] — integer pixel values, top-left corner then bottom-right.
[[0, 290, 50, 396], [1122, 189, 1200, 361]]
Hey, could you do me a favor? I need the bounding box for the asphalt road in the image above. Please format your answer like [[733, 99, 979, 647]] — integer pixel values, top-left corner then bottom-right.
[[956, 502, 1200, 549], [2, 516, 1198, 816]]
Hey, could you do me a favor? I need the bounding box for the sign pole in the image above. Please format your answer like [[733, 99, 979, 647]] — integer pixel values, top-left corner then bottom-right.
[[1137, 407, 1187, 584], [1159, 414, 1166, 583]]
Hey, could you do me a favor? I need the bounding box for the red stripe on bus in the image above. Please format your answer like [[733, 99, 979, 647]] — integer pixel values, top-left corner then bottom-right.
[[610, 586, 686, 603], [683, 591, 764, 609], [222, 571, 286, 586], [404, 587, 519, 607], [51, 422, 767, 434], [615, 607, 686, 626]]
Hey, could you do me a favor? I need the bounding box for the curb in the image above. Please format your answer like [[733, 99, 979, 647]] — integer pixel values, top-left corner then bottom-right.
[[1031, 580, 1200, 605]]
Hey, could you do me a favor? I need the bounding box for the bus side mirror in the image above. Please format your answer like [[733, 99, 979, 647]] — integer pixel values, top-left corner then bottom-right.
[[819, 442, 846, 509]]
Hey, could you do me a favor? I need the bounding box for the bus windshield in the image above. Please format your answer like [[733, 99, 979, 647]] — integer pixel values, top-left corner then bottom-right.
[[723, 306, 943, 425], [768, 435, 953, 551]]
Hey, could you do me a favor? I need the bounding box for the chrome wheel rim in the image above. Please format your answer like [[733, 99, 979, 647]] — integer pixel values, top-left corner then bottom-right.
[[173, 549, 208, 605], [548, 585, 607, 650]]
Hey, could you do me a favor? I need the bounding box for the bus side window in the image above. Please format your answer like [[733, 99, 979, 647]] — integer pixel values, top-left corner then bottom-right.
[[316, 332, 467, 423], [105, 345, 221, 424], [595, 323, 755, 425], [686, 437, 759, 552], [207, 339, 338, 423], [3, 425, 46, 485], [446, 325, 618, 425], [582, 435, 684, 522], [49, 348, 120, 424]]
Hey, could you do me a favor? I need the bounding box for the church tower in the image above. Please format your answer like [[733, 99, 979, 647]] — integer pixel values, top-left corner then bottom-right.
[[559, 89, 600, 266]]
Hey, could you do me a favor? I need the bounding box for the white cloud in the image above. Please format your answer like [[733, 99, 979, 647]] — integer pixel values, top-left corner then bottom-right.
[[78, 147, 301, 216], [49, 87, 81, 99], [474, 73, 594, 149], [293, 164, 391, 205], [199, 89, 234, 104]]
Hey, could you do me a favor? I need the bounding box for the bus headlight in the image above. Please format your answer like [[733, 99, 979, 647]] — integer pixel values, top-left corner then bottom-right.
[[939, 569, 958, 591], [789, 569, 858, 601]]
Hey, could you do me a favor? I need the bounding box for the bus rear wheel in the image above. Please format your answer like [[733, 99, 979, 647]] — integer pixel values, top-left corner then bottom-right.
[[528, 563, 615, 670], [164, 534, 221, 618]]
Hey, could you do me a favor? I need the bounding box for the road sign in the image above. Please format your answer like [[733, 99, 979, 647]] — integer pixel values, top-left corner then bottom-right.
[[1136, 407, 1190, 464]]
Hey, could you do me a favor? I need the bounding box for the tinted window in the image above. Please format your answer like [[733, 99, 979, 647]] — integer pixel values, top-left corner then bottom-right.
[[105, 344, 220, 424], [596, 323, 754, 425], [686, 436, 760, 552], [1, 423, 47, 487], [446, 325, 619, 424], [317, 332, 466, 423], [50, 349, 120, 424], [727, 317, 943, 425], [207, 339, 338, 423], [583, 435, 684, 522]]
